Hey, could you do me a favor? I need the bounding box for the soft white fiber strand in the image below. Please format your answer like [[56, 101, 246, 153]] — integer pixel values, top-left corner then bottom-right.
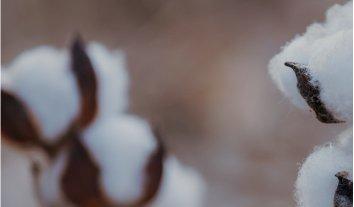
[[268, 1, 353, 122]]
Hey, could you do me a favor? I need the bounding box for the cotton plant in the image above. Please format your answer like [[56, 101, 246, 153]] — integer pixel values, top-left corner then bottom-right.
[[1, 37, 206, 207], [269, 1, 352, 207]]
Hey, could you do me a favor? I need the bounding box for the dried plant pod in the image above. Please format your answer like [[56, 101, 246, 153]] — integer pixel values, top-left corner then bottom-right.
[[70, 36, 98, 128], [334, 171, 353, 207], [284, 62, 343, 123]]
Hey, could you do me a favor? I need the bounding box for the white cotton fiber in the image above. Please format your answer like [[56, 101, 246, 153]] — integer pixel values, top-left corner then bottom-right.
[[87, 43, 130, 117], [151, 157, 206, 207], [295, 128, 353, 207], [268, 1, 353, 122], [1, 43, 129, 142], [82, 115, 157, 204]]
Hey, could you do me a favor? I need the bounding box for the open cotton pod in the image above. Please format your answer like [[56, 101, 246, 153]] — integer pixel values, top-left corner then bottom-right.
[[2, 38, 206, 207], [268, 1, 353, 123], [268, 2, 353, 207], [38, 115, 206, 207], [1, 37, 129, 150], [1, 38, 129, 207], [295, 128, 353, 207]]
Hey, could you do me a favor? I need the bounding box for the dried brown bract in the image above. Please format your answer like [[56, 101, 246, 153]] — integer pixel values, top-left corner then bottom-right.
[[70, 36, 98, 129], [284, 62, 343, 123], [334, 171, 352, 207]]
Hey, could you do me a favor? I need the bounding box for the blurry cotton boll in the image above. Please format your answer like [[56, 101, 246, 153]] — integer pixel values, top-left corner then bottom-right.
[[83, 115, 206, 206], [1, 47, 80, 142], [295, 128, 353, 207], [38, 114, 206, 206], [82, 115, 158, 204], [1, 43, 129, 143], [150, 157, 206, 207], [268, 1, 353, 123], [2, 38, 206, 206]]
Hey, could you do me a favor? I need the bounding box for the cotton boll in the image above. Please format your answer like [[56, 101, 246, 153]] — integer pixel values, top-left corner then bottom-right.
[[151, 157, 206, 207], [1, 43, 130, 143], [268, 1, 353, 122], [2, 47, 80, 142], [86, 43, 130, 116], [295, 128, 353, 207], [38, 115, 205, 207], [82, 115, 158, 204]]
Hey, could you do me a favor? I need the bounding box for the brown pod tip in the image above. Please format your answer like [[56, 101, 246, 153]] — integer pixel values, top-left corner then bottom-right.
[[70, 35, 98, 128], [284, 62, 344, 124]]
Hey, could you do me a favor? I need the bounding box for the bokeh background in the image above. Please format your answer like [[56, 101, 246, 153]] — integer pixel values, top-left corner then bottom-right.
[[2, 0, 349, 206]]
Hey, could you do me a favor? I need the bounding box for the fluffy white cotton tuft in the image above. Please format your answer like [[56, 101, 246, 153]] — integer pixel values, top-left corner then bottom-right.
[[82, 115, 157, 204], [86, 43, 130, 117], [295, 128, 353, 207], [268, 1, 353, 121], [151, 157, 206, 207], [1, 43, 129, 142]]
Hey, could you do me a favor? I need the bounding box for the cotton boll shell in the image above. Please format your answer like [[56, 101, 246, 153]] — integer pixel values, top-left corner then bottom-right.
[[150, 157, 206, 207], [268, 1, 353, 122], [81, 115, 161, 205], [295, 128, 353, 207]]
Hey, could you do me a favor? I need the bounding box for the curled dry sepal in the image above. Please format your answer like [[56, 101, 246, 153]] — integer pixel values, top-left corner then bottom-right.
[[1, 37, 165, 206], [284, 62, 343, 124], [334, 171, 353, 207]]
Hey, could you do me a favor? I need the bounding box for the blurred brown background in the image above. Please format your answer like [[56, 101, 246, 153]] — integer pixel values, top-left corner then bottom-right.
[[2, 0, 348, 206]]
